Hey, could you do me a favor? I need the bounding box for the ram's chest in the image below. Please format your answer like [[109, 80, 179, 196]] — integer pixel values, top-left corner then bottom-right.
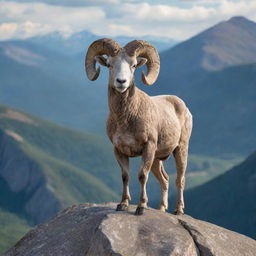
[[112, 131, 144, 157]]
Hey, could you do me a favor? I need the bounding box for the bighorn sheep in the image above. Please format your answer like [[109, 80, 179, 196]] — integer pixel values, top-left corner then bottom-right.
[[85, 38, 192, 215]]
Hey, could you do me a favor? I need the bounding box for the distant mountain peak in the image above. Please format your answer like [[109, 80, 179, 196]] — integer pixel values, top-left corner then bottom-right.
[[228, 16, 254, 25], [185, 16, 256, 71]]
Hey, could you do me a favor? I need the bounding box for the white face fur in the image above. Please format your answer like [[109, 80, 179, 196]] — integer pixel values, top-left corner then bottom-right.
[[95, 51, 147, 93]]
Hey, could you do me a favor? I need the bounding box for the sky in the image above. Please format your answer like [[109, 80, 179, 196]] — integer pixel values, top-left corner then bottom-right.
[[0, 0, 256, 41]]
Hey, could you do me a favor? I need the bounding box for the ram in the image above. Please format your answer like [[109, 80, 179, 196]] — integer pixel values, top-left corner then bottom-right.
[[85, 38, 192, 215]]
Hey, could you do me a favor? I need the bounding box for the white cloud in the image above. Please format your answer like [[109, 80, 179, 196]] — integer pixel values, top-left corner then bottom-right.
[[0, 1, 106, 39], [1, 0, 120, 6], [0, 23, 18, 40], [0, 21, 52, 40], [107, 0, 256, 40], [219, 0, 256, 18], [107, 24, 134, 36], [120, 3, 215, 22], [0, 0, 256, 41]]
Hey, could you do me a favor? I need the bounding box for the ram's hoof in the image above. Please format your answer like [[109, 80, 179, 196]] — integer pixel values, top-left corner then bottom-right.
[[173, 209, 184, 215], [135, 206, 145, 216], [116, 203, 128, 211]]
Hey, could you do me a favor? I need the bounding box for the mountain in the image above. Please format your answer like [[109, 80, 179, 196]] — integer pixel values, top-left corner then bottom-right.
[[0, 104, 120, 225], [0, 102, 241, 217], [0, 103, 120, 253], [27, 30, 177, 56], [0, 28, 177, 133], [1, 16, 255, 158], [184, 150, 256, 239], [160, 16, 256, 74], [0, 39, 109, 134], [0, 103, 242, 252], [0, 33, 176, 136], [141, 16, 256, 157]]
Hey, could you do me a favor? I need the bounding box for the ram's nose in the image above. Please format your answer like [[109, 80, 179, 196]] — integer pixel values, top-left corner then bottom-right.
[[116, 78, 127, 84]]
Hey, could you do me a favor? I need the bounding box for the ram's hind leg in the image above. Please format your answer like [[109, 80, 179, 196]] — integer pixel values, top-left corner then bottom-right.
[[174, 110, 192, 215], [173, 144, 188, 215], [151, 159, 169, 212], [114, 147, 131, 211]]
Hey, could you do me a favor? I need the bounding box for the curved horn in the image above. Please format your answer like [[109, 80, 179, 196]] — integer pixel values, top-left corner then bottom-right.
[[124, 40, 160, 85], [85, 38, 121, 81]]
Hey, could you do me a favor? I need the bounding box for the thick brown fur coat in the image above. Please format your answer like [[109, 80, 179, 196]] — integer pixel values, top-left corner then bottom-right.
[[107, 80, 192, 215]]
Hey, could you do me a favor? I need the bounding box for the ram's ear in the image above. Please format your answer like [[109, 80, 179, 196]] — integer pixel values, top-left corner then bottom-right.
[[136, 57, 147, 67], [94, 55, 108, 67]]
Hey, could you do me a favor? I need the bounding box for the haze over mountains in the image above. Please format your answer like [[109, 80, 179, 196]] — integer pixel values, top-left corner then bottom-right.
[[1, 16, 256, 158], [144, 16, 256, 156], [160, 16, 256, 74], [28, 30, 177, 56], [0, 39, 105, 133], [0, 32, 175, 133]]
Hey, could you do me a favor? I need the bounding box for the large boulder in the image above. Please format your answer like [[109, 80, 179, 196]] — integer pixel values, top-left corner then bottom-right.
[[3, 203, 256, 256]]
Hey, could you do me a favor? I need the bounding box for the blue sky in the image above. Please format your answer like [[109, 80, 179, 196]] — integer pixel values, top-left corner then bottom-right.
[[0, 0, 256, 41]]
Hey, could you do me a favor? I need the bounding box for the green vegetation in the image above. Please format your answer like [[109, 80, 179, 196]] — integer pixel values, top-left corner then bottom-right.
[[21, 142, 118, 206], [0, 103, 120, 252], [0, 104, 121, 194], [185, 154, 243, 189], [0, 209, 31, 253]]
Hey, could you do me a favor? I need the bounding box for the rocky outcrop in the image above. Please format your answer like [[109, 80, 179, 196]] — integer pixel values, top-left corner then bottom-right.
[[0, 129, 60, 224], [3, 203, 256, 256]]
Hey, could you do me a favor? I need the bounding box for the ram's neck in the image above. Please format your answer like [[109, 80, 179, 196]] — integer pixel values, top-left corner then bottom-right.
[[108, 81, 140, 122]]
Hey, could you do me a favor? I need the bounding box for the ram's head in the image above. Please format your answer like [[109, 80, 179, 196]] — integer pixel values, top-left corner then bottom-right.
[[85, 38, 160, 93]]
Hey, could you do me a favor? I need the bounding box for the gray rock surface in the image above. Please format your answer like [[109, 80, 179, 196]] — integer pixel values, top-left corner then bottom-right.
[[3, 203, 256, 256]]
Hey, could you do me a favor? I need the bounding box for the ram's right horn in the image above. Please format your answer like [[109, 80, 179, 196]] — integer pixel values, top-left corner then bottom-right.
[[85, 38, 121, 81]]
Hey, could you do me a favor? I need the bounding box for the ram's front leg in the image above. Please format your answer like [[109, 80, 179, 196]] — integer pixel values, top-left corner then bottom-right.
[[135, 142, 156, 215], [114, 147, 131, 211]]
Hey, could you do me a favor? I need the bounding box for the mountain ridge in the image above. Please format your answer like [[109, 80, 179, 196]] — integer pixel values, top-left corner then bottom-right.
[[0, 103, 120, 225], [1, 16, 255, 157], [159, 16, 256, 73], [26, 29, 177, 56], [185, 150, 256, 239], [141, 16, 256, 156]]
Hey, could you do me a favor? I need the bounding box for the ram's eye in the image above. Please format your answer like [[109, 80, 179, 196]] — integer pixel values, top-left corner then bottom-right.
[[132, 64, 136, 68]]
